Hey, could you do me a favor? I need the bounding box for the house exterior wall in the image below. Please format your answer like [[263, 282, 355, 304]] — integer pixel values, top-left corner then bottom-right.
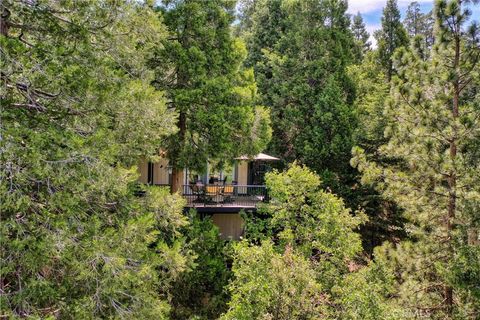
[[154, 159, 169, 185], [138, 158, 148, 184], [211, 213, 244, 240], [137, 158, 174, 185], [237, 161, 249, 185]]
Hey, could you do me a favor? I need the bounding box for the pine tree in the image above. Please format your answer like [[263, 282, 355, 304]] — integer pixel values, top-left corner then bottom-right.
[[0, 1, 190, 317], [352, 0, 480, 316], [404, 1, 423, 36], [348, 52, 408, 254], [152, 0, 271, 193], [242, 0, 286, 107], [351, 12, 371, 61], [375, 0, 409, 81], [404, 2, 435, 50], [244, 0, 358, 197]]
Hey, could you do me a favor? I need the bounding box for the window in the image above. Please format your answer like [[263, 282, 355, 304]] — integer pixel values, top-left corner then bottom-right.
[[147, 162, 154, 185]]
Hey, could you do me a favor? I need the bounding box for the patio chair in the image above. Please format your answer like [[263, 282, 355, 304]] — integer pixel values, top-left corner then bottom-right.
[[190, 183, 206, 203], [205, 185, 223, 204], [222, 185, 234, 204]]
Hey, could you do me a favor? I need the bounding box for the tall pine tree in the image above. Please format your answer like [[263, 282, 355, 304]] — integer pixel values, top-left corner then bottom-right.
[[349, 52, 407, 254], [375, 0, 409, 81], [404, 2, 435, 50], [353, 0, 480, 316], [242, 0, 286, 107], [351, 12, 371, 61], [404, 1, 424, 36]]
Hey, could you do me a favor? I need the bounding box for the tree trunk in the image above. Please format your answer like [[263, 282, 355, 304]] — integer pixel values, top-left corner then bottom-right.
[[1, 5, 10, 37], [445, 30, 461, 316], [171, 110, 186, 194], [171, 168, 184, 194]]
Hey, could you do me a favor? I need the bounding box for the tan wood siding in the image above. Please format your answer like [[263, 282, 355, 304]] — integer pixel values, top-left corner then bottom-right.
[[211, 213, 244, 240], [137, 158, 171, 185], [153, 159, 169, 185], [138, 158, 148, 184], [237, 161, 248, 185]]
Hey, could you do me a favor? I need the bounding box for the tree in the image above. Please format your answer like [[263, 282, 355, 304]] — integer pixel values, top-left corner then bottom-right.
[[351, 12, 371, 61], [170, 211, 232, 319], [152, 0, 271, 193], [352, 0, 480, 316], [225, 164, 366, 318], [1, 1, 190, 317], [246, 164, 365, 288], [235, 0, 259, 37], [262, 164, 364, 263], [375, 0, 409, 81], [243, 0, 286, 98], [332, 244, 400, 320], [348, 52, 408, 254], [404, 1, 424, 37], [404, 2, 435, 50], [221, 241, 327, 320], [245, 0, 358, 196]]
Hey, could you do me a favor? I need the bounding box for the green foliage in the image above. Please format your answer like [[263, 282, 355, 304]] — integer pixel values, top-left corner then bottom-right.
[[170, 211, 232, 320], [1, 0, 478, 318], [348, 52, 408, 253], [243, 0, 286, 79], [406, 2, 435, 50], [221, 241, 327, 320], [351, 12, 371, 61], [235, 164, 366, 317], [333, 244, 400, 320], [263, 164, 365, 264], [243, 0, 357, 195], [353, 0, 480, 317], [0, 1, 187, 318], [349, 52, 389, 151]]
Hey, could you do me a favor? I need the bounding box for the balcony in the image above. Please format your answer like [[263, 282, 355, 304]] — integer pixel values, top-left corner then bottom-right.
[[182, 184, 268, 209]]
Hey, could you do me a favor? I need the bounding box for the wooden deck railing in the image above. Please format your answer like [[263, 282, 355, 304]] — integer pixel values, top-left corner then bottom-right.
[[182, 184, 268, 208]]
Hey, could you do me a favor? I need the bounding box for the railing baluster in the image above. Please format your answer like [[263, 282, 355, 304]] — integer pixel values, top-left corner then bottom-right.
[[180, 184, 267, 208]]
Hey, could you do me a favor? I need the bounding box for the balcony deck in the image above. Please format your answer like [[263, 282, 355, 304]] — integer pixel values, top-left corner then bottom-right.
[[182, 184, 267, 211]]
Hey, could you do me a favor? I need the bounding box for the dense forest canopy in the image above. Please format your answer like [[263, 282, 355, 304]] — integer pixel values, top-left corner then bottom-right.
[[1, 0, 479, 319]]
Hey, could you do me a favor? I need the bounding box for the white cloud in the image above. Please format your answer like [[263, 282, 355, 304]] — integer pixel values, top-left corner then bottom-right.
[[347, 0, 433, 14], [365, 23, 381, 48]]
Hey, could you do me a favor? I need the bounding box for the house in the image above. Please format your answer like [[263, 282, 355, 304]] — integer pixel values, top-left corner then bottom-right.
[[138, 153, 279, 240]]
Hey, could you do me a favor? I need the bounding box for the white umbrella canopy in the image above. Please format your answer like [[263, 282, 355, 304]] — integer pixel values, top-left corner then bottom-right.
[[235, 153, 280, 161]]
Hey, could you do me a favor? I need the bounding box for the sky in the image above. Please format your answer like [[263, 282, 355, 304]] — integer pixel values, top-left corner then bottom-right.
[[347, 0, 480, 47]]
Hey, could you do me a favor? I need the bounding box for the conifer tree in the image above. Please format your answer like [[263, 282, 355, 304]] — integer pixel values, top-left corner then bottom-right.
[[244, 0, 357, 196], [243, 0, 286, 103], [152, 0, 271, 193], [375, 0, 409, 81], [348, 52, 407, 254], [404, 1, 424, 36], [0, 1, 190, 317], [404, 2, 435, 49], [351, 12, 371, 61], [352, 0, 480, 316]]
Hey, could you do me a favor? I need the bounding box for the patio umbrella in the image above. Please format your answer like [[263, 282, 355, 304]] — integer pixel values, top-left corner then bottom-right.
[[235, 153, 280, 161]]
